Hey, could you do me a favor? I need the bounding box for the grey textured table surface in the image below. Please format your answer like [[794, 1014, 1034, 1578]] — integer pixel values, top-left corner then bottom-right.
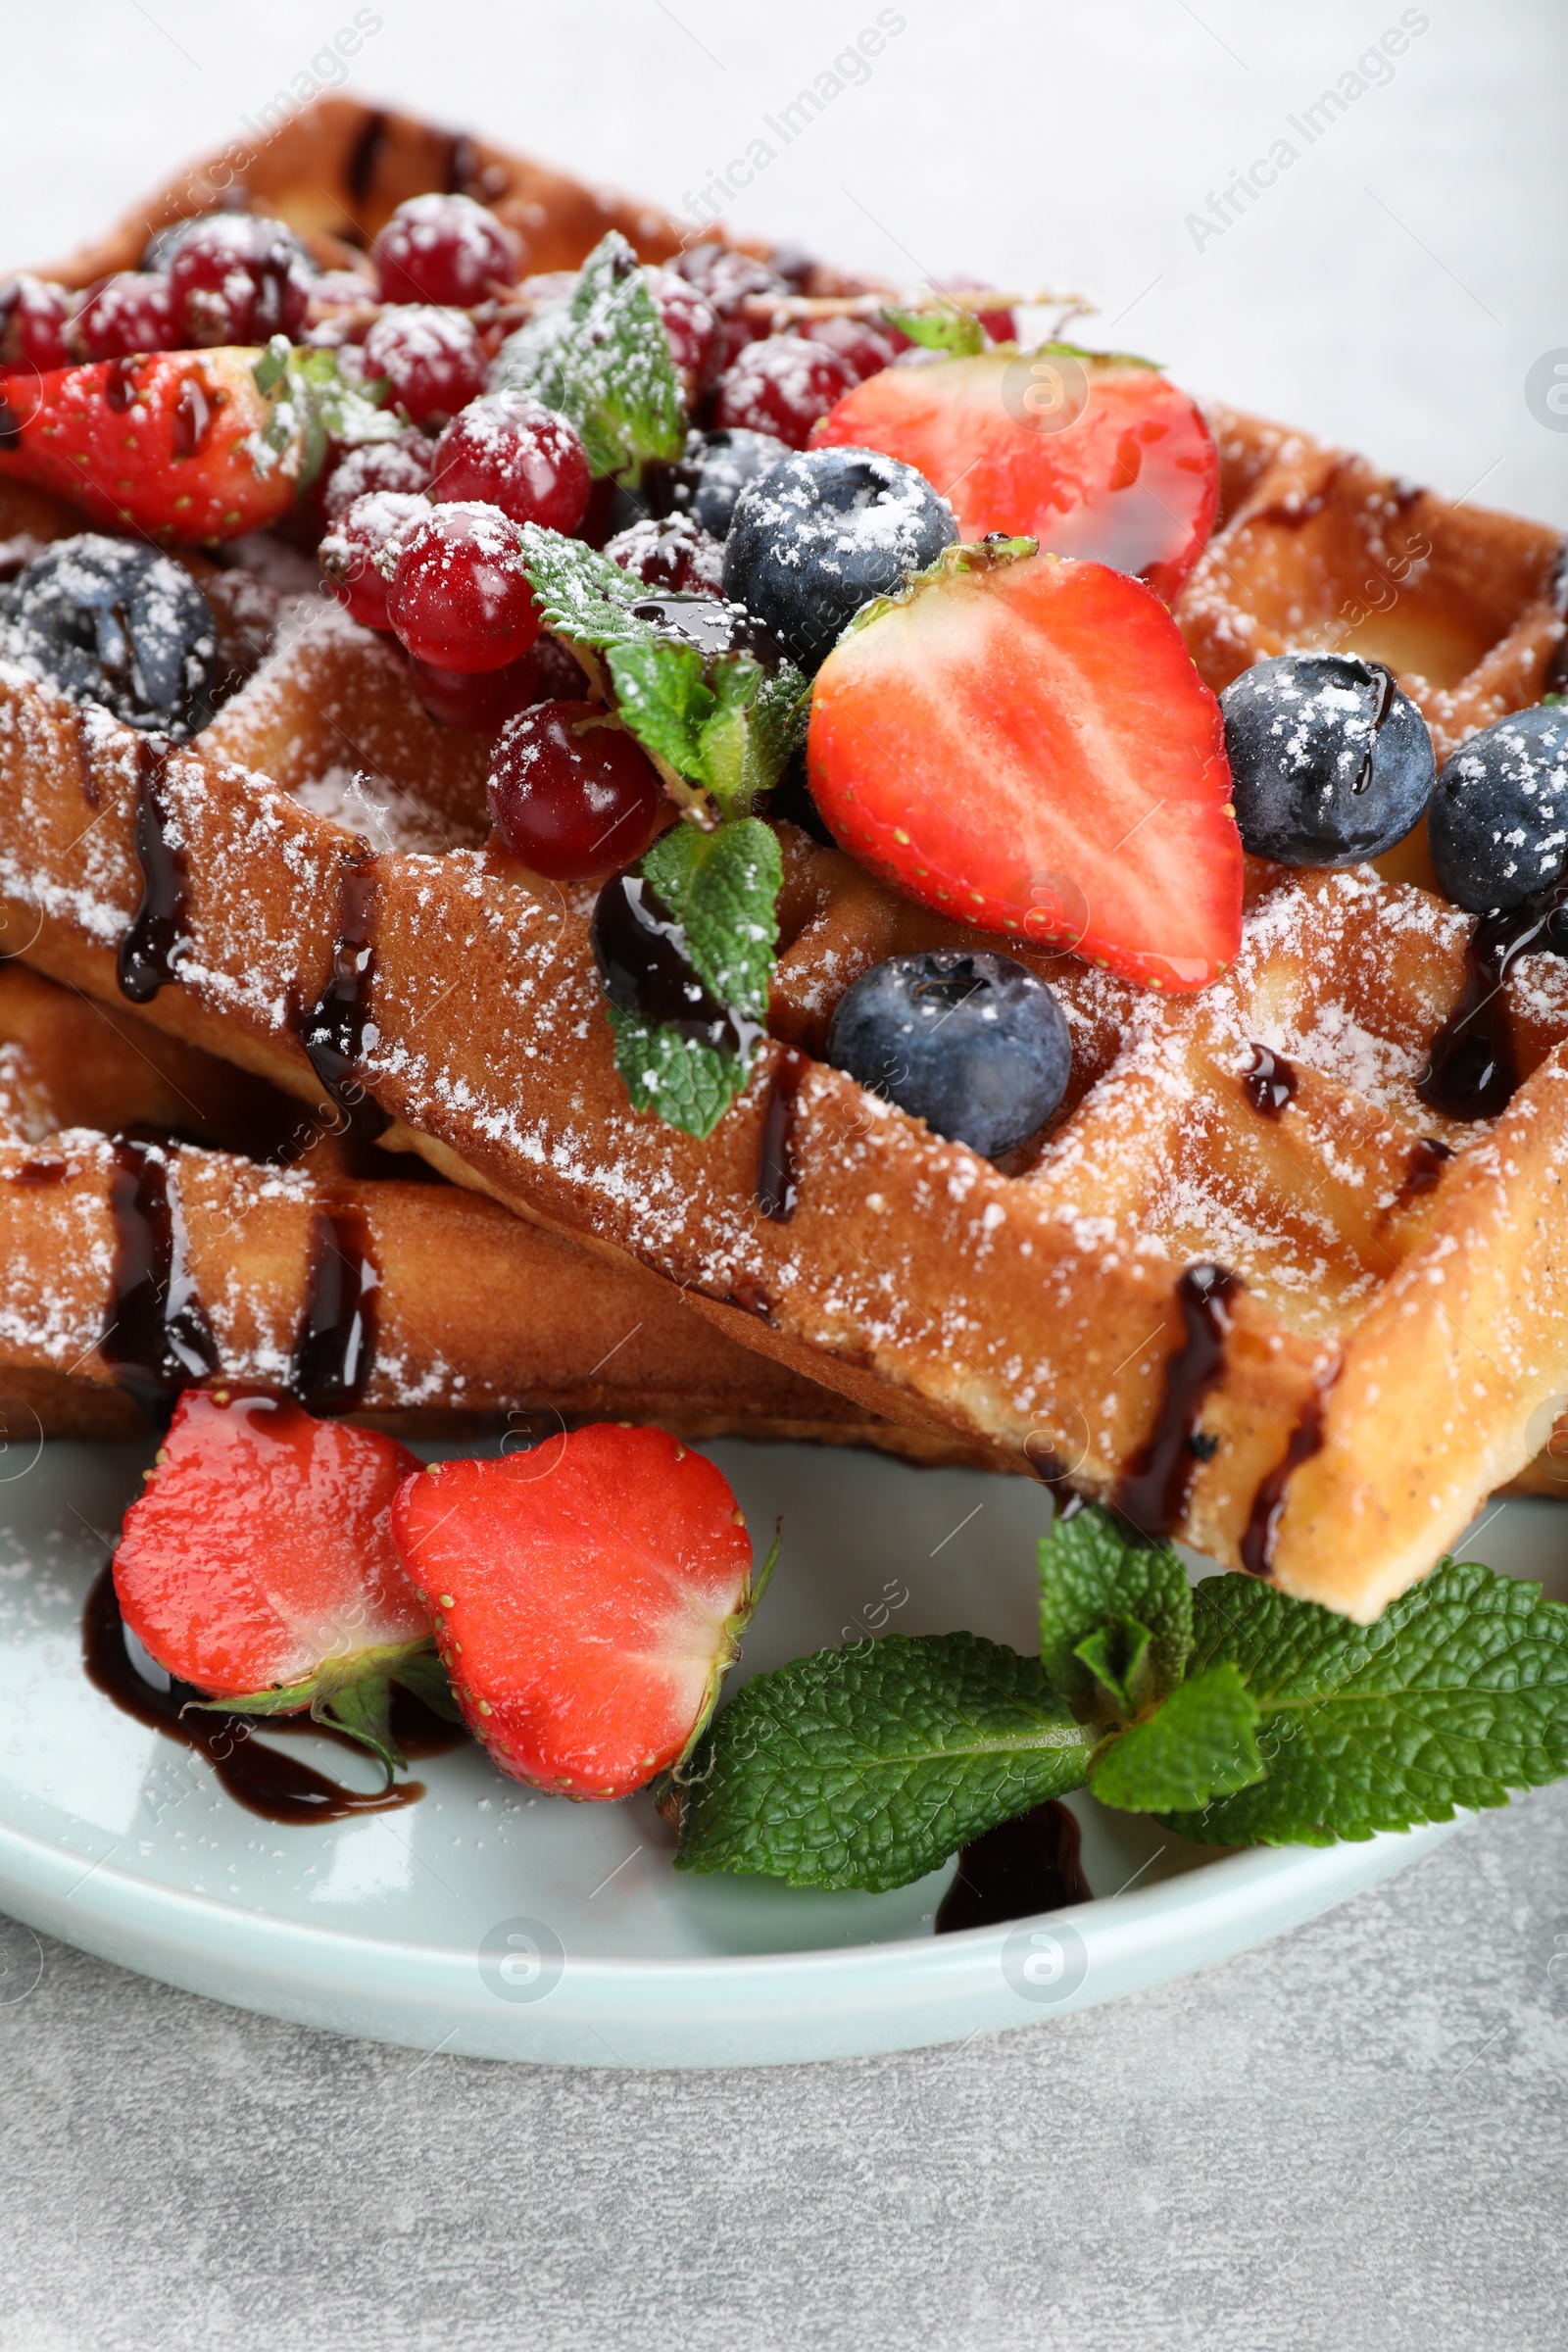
[[2, 1788, 1565, 2351], [2, 2, 1566, 2345]]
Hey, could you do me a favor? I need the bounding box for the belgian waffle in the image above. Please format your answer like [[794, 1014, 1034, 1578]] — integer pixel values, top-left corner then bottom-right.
[[4, 99, 1567, 1623], [0, 958, 971, 1461]]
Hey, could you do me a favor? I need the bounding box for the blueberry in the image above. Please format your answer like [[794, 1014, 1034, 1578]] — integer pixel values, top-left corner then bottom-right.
[[826, 951, 1070, 1158], [721, 446, 956, 673], [3, 535, 220, 736], [604, 427, 790, 544], [1427, 703, 1568, 912], [1220, 652, 1435, 866]]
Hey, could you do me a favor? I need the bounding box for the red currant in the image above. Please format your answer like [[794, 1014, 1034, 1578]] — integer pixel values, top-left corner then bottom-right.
[[604, 514, 725, 595], [167, 214, 315, 344], [938, 277, 1016, 345], [319, 491, 431, 631], [675, 246, 785, 370], [363, 306, 487, 428], [387, 501, 542, 673], [430, 393, 590, 533], [801, 314, 897, 384], [373, 194, 520, 308], [406, 633, 586, 730], [321, 428, 437, 523], [0, 275, 74, 369], [642, 268, 719, 394], [487, 702, 664, 879], [71, 272, 180, 361], [710, 335, 857, 449]]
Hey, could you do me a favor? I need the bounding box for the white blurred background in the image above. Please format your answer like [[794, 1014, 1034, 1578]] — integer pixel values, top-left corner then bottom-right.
[[2, 0, 1564, 522]]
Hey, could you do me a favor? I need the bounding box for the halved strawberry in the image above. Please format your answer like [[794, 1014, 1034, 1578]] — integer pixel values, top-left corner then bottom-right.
[[114, 1388, 442, 1778], [391, 1424, 773, 1800], [807, 541, 1242, 992], [811, 346, 1218, 605], [0, 343, 395, 544]]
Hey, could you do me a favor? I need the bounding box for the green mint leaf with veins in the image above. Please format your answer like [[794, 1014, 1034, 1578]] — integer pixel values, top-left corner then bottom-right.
[[1091, 1663, 1263, 1814], [1158, 1558, 1568, 1846], [492, 229, 684, 481], [514, 525, 808, 818], [248, 337, 402, 491], [674, 1633, 1099, 1892], [608, 815, 782, 1141], [1039, 1505, 1193, 1723]]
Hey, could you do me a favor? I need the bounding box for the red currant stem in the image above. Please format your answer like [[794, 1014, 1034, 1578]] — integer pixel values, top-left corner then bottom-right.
[[733, 283, 1095, 323]]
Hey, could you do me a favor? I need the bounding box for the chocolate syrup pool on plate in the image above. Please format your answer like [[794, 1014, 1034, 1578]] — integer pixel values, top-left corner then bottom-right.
[[935, 1801, 1091, 1933], [80, 1565, 460, 1823]]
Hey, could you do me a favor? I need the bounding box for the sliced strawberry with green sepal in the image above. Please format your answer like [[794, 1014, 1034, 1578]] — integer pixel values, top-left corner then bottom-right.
[[811, 344, 1218, 605], [807, 539, 1242, 992], [0, 340, 399, 544], [391, 1423, 775, 1800], [113, 1388, 445, 1782]]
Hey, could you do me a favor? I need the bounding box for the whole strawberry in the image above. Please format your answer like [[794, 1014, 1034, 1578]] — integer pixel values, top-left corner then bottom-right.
[[392, 1424, 774, 1799], [114, 1388, 449, 1778]]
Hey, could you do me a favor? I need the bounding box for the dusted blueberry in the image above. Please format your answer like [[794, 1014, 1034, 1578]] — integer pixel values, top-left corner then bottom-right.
[[826, 951, 1070, 1158], [1427, 703, 1568, 912], [1221, 652, 1435, 866], [603, 426, 790, 545], [4, 535, 220, 735], [722, 446, 956, 672]]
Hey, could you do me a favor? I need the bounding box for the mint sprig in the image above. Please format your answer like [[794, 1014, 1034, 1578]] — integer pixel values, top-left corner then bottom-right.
[[1158, 1561, 1568, 1846], [607, 815, 781, 1138], [513, 526, 808, 820], [1039, 1506, 1191, 1722], [672, 1634, 1098, 1893], [674, 1507, 1568, 1893], [492, 229, 684, 482]]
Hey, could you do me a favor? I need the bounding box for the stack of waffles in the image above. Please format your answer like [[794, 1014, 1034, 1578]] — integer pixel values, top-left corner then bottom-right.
[[2, 96, 1565, 1624]]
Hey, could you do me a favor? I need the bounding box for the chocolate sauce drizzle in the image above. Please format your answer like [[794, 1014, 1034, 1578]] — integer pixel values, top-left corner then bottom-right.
[[591, 872, 764, 1060], [100, 1136, 219, 1424], [756, 1049, 808, 1222], [10, 1155, 73, 1186], [81, 1563, 454, 1824], [296, 846, 387, 1135], [290, 1204, 380, 1413], [1242, 1043, 1298, 1117], [172, 374, 212, 460], [1240, 1364, 1340, 1578], [1416, 878, 1568, 1123], [1353, 663, 1397, 793], [116, 736, 189, 1004], [935, 1801, 1091, 1934], [1395, 1135, 1453, 1209], [346, 111, 389, 204], [1113, 1264, 1239, 1538], [105, 356, 141, 414]]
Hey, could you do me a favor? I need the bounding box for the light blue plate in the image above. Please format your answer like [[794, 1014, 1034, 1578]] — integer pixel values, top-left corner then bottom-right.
[[0, 1434, 1550, 2068]]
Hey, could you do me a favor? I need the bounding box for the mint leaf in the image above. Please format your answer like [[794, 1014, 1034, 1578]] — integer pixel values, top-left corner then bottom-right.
[[881, 302, 988, 357], [1039, 1506, 1193, 1722], [674, 1633, 1099, 1892], [608, 816, 782, 1140], [1160, 1560, 1568, 1846], [1072, 1614, 1153, 1719], [492, 230, 684, 481], [514, 526, 808, 817], [645, 814, 780, 1014], [248, 337, 402, 491], [1091, 1664, 1262, 1813]]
